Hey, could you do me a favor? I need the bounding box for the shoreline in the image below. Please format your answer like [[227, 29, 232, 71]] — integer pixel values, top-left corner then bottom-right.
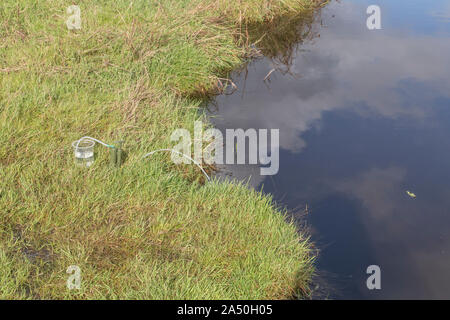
[[0, 0, 323, 299]]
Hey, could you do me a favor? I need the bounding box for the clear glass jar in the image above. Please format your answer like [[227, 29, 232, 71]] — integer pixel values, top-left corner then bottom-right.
[[72, 139, 95, 167]]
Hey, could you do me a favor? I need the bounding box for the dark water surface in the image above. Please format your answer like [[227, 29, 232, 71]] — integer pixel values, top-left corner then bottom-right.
[[208, 0, 450, 299]]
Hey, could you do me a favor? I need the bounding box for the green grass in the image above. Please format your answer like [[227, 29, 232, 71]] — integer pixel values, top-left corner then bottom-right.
[[0, 0, 321, 299]]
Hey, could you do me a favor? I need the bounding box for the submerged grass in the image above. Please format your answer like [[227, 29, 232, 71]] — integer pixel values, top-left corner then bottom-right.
[[0, 0, 322, 299]]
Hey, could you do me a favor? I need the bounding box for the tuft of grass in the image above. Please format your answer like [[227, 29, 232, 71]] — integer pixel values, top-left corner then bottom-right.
[[0, 0, 322, 299]]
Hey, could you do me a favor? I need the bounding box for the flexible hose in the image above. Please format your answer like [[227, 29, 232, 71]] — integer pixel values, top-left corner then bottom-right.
[[74, 137, 211, 182], [75, 136, 115, 149], [142, 149, 211, 181]]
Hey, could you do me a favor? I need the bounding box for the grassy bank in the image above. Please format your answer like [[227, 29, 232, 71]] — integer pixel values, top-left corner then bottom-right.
[[0, 0, 321, 299]]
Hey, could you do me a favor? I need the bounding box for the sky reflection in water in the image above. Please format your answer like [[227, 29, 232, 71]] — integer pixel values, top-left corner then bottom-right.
[[208, 0, 450, 298]]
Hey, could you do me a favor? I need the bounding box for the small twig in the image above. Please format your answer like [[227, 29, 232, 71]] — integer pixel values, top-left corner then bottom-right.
[[263, 68, 276, 82]]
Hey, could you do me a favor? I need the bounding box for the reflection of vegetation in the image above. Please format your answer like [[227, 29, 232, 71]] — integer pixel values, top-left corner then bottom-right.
[[244, 0, 327, 73], [248, 13, 318, 68], [204, 1, 326, 103]]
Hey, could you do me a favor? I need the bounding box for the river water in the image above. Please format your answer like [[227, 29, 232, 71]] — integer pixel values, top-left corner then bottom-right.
[[208, 0, 450, 299]]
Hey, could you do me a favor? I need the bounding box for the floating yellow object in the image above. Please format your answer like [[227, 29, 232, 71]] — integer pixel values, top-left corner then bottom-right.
[[406, 191, 416, 198]]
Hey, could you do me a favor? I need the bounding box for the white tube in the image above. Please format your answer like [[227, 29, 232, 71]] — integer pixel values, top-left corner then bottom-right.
[[142, 149, 211, 181], [75, 136, 113, 148]]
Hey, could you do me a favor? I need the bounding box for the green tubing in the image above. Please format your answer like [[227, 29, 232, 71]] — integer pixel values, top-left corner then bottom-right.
[[109, 141, 123, 168], [115, 141, 123, 167], [109, 146, 117, 166]]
